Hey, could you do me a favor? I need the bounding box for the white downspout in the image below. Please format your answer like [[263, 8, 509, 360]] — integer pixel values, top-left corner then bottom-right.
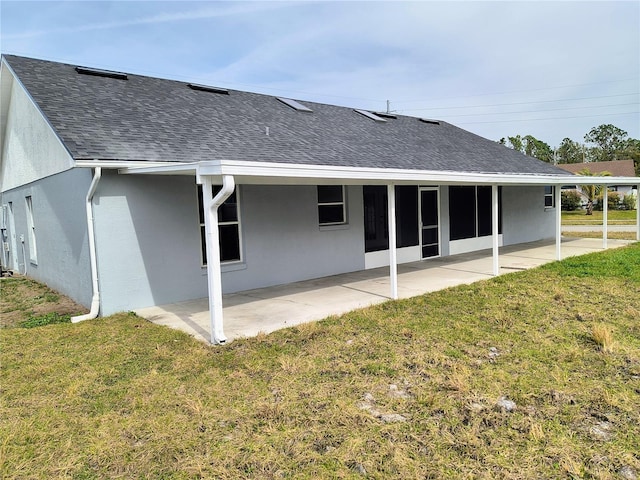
[[204, 174, 235, 344], [72, 167, 101, 323]]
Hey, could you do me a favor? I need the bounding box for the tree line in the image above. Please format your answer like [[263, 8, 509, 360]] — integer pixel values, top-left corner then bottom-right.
[[498, 124, 640, 175]]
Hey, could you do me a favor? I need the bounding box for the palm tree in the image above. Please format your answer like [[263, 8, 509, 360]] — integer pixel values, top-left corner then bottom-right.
[[578, 168, 611, 215]]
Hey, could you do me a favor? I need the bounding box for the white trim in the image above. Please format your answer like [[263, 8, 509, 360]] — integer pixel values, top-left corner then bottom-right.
[[450, 235, 504, 256], [365, 246, 420, 269], [24, 195, 37, 264]]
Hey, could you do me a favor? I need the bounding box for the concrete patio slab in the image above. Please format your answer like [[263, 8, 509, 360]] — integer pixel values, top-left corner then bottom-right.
[[135, 237, 633, 343]]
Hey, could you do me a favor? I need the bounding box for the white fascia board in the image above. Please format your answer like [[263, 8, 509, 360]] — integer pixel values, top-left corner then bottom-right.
[[199, 160, 635, 186], [118, 158, 635, 187], [76, 160, 192, 171]]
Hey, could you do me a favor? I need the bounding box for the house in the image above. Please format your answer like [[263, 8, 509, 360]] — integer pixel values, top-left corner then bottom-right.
[[2, 55, 638, 343], [556, 160, 638, 206]]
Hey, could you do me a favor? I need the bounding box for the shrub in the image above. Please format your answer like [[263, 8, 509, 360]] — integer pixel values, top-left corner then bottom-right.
[[594, 192, 621, 211], [621, 193, 636, 211], [561, 190, 582, 211]]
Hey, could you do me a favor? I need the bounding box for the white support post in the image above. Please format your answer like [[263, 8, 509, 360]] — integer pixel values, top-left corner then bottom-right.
[[491, 184, 499, 276], [637, 185, 640, 241], [555, 185, 562, 260], [202, 175, 235, 344], [602, 186, 608, 249], [387, 184, 398, 300]]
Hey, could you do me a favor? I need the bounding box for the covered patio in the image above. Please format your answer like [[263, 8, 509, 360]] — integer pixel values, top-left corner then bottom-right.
[[135, 236, 633, 343]]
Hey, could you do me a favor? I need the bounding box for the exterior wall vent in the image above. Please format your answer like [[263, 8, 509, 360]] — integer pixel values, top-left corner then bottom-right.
[[75, 66, 128, 80], [188, 83, 229, 95], [354, 109, 387, 122]]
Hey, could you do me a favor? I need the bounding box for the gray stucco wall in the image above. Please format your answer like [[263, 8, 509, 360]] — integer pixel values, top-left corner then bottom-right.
[[222, 184, 365, 293], [93, 175, 365, 315], [93, 172, 207, 315], [0, 168, 93, 307], [501, 186, 555, 245]]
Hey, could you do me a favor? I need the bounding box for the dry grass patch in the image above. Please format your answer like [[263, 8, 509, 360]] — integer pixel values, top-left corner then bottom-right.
[[1, 243, 639, 479]]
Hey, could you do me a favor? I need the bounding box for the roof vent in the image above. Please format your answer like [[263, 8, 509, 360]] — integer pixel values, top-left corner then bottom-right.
[[75, 66, 128, 80], [188, 83, 229, 95], [276, 97, 313, 112], [374, 112, 397, 119], [354, 109, 387, 122], [419, 118, 440, 125]]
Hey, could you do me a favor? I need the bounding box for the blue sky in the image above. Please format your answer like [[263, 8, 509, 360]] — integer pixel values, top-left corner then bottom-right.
[[1, 1, 638, 148]]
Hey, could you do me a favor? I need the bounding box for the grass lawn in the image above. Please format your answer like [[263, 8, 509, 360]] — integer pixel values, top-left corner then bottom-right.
[[563, 231, 638, 241], [1, 244, 640, 479], [562, 209, 638, 225]]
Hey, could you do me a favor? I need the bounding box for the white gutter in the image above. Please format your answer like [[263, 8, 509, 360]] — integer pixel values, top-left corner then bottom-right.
[[72, 167, 101, 323], [203, 174, 235, 344]]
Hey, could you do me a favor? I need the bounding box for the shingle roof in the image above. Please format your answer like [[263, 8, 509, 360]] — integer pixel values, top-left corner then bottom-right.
[[556, 160, 637, 177], [3, 55, 567, 176]]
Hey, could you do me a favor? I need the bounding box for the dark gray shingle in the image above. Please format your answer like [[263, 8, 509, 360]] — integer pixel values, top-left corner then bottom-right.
[[3, 55, 567, 176]]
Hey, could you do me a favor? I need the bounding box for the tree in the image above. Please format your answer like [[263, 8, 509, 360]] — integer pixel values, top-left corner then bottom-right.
[[578, 168, 611, 215], [556, 137, 584, 164], [522, 135, 554, 163], [584, 124, 628, 162], [500, 134, 553, 163]]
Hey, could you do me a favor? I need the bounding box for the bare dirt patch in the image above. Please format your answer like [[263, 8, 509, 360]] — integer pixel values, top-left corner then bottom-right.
[[0, 275, 85, 327]]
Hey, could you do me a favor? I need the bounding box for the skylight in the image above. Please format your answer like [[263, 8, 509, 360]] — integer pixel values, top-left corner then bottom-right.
[[188, 83, 229, 95], [354, 109, 387, 123], [276, 97, 313, 112], [75, 66, 128, 80], [419, 118, 440, 125], [374, 112, 397, 119]]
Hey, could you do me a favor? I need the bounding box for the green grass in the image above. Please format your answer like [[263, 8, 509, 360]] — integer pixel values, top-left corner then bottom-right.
[[1, 244, 640, 479], [563, 230, 638, 241], [562, 209, 638, 225]]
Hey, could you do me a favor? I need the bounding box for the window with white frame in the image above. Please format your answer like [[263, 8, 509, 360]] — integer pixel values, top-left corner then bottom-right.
[[25, 196, 37, 263], [317, 185, 346, 225], [197, 185, 241, 265], [544, 186, 555, 208]]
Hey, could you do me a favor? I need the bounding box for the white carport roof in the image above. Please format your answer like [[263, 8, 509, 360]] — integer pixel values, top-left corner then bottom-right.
[[78, 159, 639, 187]]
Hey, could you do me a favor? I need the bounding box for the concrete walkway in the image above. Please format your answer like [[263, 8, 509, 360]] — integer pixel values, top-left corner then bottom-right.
[[136, 237, 634, 343]]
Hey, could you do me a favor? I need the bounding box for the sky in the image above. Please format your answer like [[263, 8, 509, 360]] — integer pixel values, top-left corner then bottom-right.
[[1, 1, 638, 149]]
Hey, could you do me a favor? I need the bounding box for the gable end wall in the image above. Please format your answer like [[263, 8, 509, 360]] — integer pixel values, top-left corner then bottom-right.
[[1, 77, 74, 192]]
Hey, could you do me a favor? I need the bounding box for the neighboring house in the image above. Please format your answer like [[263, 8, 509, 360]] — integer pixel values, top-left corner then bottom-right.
[[2, 55, 636, 343], [557, 160, 638, 205]]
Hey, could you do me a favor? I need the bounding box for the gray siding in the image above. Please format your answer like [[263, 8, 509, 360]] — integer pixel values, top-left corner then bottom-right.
[[501, 186, 555, 245], [0, 168, 93, 307]]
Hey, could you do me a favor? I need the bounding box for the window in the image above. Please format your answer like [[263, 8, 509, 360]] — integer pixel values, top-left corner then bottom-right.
[[318, 186, 346, 225], [25, 196, 37, 263], [197, 185, 241, 265], [544, 186, 555, 208], [449, 186, 502, 241]]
